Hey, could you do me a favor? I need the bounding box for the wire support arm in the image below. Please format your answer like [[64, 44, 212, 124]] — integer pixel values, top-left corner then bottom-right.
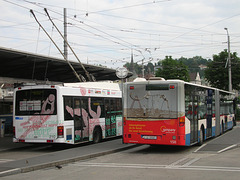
[[44, 8, 95, 82], [30, 9, 83, 82]]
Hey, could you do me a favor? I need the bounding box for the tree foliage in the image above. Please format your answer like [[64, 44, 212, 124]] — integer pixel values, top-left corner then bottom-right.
[[124, 62, 142, 75], [205, 50, 240, 91], [179, 56, 210, 78], [155, 56, 190, 81]]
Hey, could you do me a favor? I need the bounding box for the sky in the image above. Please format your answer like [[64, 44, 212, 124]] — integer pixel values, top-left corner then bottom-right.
[[0, 0, 240, 69]]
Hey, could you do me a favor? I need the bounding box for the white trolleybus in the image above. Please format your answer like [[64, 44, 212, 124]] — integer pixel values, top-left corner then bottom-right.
[[13, 82, 122, 144], [123, 78, 236, 146]]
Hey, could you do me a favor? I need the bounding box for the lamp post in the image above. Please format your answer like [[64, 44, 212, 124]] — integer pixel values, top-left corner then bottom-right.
[[224, 28, 232, 92]]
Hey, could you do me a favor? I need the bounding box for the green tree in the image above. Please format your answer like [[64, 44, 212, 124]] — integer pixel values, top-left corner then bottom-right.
[[205, 50, 240, 91], [145, 62, 154, 74], [179, 56, 210, 78], [124, 62, 142, 75], [155, 56, 190, 81]]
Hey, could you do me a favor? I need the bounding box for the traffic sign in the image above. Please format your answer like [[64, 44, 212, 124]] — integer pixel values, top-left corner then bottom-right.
[[116, 67, 128, 79]]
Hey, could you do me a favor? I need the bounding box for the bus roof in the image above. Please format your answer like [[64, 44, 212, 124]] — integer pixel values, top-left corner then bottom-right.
[[127, 78, 235, 95], [64, 82, 121, 91], [14, 81, 121, 91]]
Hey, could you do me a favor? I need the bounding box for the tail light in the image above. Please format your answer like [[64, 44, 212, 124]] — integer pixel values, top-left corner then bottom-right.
[[57, 126, 64, 138], [179, 117, 185, 127], [170, 85, 175, 89], [123, 117, 126, 126]]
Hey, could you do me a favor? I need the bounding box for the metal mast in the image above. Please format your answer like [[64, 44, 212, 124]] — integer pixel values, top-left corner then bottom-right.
[[44, 8, 95, 82], [64, 8, 68, 60], [30, 9, 83, 82]]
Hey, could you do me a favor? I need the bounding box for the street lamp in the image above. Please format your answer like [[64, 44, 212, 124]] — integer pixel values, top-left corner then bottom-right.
[[224, 28, 232, 92]]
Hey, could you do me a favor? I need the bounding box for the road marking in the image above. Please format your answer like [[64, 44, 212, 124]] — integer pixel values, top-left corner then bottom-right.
[[193, 144, 206, 153], [0, 168, 21, 177], [182, 158, 200, 167], [73, 162, 166, 169], [217, 144, 238, 153], [168, 157, 189, 167], [0, 159, 14, 163], [73, 162, 240, 172]]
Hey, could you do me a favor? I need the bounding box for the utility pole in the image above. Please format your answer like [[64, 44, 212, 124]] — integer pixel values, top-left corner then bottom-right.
[[224, 28, 232, 92], [142, 59, 145, 78], [64, 8, 68, 59]]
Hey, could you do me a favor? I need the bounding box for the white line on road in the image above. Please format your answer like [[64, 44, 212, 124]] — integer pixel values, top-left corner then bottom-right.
[[193, 144, 207, 153], [168, 157, 188, 167], [0, 168, 21, 177], [0, 159, 14, 163], [73, 162, 240, 172], [182, 158, 200, 167], [217, 144, 238, 153]]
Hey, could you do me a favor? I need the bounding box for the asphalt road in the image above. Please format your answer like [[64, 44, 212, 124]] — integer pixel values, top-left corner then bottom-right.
[[2, 140, 240, 180], [1, 124, 240, 179]]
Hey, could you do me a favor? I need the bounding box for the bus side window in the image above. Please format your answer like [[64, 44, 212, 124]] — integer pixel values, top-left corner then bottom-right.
[[90, 97, 104, 118], [116, 98, 122, 112], [64, 97, 73, 120], [185, 95, 192, 120]]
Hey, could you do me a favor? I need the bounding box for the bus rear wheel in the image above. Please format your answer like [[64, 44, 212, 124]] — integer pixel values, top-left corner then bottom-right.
[[93, 126, 102, 143], [221, 122, 224, 134]]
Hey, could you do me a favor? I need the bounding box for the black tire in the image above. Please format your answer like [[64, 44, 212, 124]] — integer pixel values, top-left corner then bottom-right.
[[198, 128, 204, 146], [221, 122, 224, 134], [233, 118, 236, 127], [93, 127, 102, 143]]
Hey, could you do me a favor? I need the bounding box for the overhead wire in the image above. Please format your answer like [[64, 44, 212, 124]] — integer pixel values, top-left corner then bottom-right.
[[2, 0, 240, 67], [9, 0, 146, 61], [16, 0, 204, 62]]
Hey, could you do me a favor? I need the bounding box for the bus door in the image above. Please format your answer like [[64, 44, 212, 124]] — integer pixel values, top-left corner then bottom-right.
[[105, 99, 116, 137], [73, 98, 89, 143], [191, 95, 199, 144], [206, 89, 213, 138]]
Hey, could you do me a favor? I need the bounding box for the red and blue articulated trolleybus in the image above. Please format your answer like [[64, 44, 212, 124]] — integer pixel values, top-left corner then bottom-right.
[[123, 78, 236, 146], [13, 82, 122, 144]]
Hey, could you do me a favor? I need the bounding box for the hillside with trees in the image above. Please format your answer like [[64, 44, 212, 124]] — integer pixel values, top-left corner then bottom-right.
[[124, 55, 210, 81], [124, 50, 240, 91]]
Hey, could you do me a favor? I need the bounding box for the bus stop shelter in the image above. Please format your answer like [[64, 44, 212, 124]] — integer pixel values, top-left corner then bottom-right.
[[0, 47, 131, 83], [0, 47, 132, 137]]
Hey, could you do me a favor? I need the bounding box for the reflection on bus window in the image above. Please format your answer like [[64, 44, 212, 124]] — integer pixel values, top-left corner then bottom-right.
[[15, 89, 57, 115]]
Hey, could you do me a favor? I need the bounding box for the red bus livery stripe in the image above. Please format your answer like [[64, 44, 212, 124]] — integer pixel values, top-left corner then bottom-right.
[[123, 116, 185, 146]]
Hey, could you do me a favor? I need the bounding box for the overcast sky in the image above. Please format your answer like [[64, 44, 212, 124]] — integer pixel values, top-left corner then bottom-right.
[[1, 0, 240, 68]]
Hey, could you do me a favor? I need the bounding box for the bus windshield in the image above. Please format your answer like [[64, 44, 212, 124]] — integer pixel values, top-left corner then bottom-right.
[[15, 89, 57, 116], [126, 83, 178, 119]]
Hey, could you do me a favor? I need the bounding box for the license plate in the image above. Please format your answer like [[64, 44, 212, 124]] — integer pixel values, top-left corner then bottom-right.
[[142, 135, 157, 140]]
